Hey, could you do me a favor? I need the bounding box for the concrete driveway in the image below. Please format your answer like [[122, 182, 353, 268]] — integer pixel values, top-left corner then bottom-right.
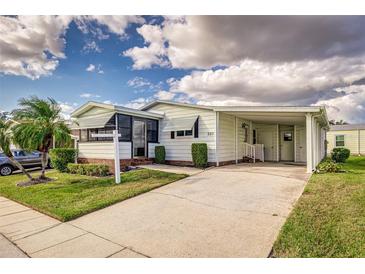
[[0, 163, 308, 258], [68, 163, 308, 258]]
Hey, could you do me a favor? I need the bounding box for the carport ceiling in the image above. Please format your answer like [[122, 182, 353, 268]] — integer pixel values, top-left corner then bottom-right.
[[221, 111, 306, 125]]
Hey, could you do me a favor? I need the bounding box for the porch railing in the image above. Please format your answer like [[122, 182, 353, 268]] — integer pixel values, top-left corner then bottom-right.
[[243, 142, 256, 163], [242, 142, 265, 163]]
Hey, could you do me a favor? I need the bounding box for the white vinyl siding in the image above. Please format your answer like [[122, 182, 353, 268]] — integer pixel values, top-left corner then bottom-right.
[[146, 103, 216, 162], [78, 107, 115, 118], [78, 142, 131, 159], [218, 113, 235, 162], [148, 143, 159, 158], [327, 130, 358, 154], [327, 129, 365, 155]]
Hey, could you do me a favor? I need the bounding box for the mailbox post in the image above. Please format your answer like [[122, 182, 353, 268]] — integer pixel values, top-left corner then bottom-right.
[[91, 130, 121, 184]]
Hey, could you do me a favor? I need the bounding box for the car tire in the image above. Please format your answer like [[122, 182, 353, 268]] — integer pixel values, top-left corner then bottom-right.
[[0, 165, 14, 176]]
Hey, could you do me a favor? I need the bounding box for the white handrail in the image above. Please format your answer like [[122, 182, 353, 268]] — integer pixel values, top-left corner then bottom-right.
[[242, 142, 265, 162], [243, 142, 256, 163]]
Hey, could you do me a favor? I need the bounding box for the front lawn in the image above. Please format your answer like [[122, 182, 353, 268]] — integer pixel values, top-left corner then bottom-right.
[[273, 156, 365, 257], [0, 169, 187, 221]]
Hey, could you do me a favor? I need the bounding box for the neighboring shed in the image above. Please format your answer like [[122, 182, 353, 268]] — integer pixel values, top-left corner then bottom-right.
[[327, 124, 365, 155]]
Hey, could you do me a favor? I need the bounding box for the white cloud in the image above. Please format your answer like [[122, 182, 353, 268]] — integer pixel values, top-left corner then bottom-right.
[[124, 16, 365, 70], [314, 86, 365, 123], [127, 76, 152, 88], [123, 24, 168, 69], [122, 97, 150, 109], [75, 15, 145, 38], [86, 64, 95, 72], [82, 40, 102, 53], [80, 93, 101, 98], [0, 15, 144, 79], [59, 102, 78, 120], [154, 90, 175, 100], [170, 57, 365, 105], [0, 15, 72, 79], [86, 64, 104, 74]]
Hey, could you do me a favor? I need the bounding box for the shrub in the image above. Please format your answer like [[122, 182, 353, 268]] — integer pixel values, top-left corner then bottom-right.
[[191, 143, 208, 168], [49, 148, 77, 172], [316, 158, 341, 173], [67, 163, 109, 177], [331, 147, 350, 163], [155, 146, 166, 164]]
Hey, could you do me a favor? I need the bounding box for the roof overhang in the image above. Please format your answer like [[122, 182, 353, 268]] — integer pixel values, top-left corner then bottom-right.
[[215, 106, 329, 128], [71, 101, 164, 119]]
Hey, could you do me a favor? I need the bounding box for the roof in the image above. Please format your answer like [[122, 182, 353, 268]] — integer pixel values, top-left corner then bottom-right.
[[141, 100, 325, 113], [330, 124, 365, 131], [71, 101, 164, 119], [140, 100, 214, 111]]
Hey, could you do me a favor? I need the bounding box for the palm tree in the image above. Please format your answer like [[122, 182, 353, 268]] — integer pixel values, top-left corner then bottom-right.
[[0, 117, 34, 180], [329, 119, 348, 125], [12, 96, 71, 181]]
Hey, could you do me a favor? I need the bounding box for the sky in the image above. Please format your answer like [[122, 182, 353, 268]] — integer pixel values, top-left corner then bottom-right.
[[1, 15, 365, 123]]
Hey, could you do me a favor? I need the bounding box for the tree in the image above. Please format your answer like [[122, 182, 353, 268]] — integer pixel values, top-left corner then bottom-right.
[[0, 117, 34, 180], [12, 97, 71, 181], [329, 119, 348, 125]]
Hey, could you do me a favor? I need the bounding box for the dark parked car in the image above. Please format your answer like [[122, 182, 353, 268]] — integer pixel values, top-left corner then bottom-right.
[[0, 150, 49, 176]]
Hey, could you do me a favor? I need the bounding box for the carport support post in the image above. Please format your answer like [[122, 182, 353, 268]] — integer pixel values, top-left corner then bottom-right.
[[305, 113, 313, 173], [113, 130, 121, 184]]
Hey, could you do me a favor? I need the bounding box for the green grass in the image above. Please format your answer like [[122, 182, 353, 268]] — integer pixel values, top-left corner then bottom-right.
[[0, 169, 187, 221], [273, 156, 365, 257]]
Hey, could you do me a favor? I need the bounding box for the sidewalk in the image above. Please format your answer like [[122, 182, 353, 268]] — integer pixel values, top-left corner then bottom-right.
[[0, 197, 146, 258]]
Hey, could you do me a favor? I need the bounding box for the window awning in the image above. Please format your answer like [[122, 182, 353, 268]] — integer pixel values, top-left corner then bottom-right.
[[163, 116, 198, 132], [71, 112, 115, 129]]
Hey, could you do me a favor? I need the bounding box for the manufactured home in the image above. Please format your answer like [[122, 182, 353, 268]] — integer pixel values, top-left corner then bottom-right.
[[327, 124, 365, 155], [70, 100, 329, 173]]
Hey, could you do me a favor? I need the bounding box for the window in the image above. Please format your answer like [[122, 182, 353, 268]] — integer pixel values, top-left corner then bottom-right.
[[171, 131, 175, 139], [185, 130, 193, 136], [176, 129, 194, 137], [147, 119, 158, 143], [253, 129, 257, 144], [80, 129, 88, 142], [335, 135, 345, 147], [176, 130, 185, 137], [284, 132, 293, 141], [117, 114, 132, 142]]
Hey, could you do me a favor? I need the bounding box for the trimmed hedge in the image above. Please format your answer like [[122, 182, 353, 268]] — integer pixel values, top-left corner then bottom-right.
[[49, 148, 77, 172], [331, 147, 350, 163], [316, 158, 341, 173], [67, 163, 109, 177], [191, 143, 208, 168], [155, 146, 166, 164]]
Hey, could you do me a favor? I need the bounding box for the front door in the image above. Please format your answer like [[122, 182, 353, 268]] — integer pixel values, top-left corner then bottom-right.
[[257, 130, 274, 161], [280, 130, 294, 161], [133, 120, 146, 157]]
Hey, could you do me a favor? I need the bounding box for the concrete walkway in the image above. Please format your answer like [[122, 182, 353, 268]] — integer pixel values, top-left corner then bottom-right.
[[137, 164, 203, 175], [0, 197, 146, 258], [0, 163, 308, 258]]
